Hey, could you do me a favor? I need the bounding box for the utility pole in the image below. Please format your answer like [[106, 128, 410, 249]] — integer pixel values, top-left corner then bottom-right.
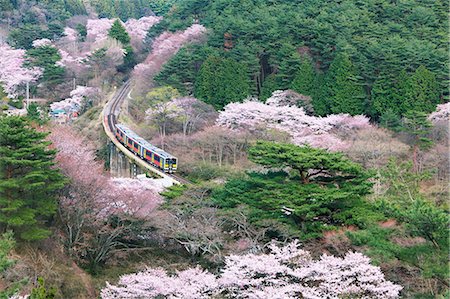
[[26, 81, 30, 109]]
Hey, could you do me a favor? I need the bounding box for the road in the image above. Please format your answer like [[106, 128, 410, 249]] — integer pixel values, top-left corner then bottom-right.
[[102, 80, 190, 185]]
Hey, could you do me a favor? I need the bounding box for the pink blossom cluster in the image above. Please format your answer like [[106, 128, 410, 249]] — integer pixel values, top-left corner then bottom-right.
[[86, 18, 115, 43], [32, 38, 53, 48], [50, 85, 98, 112], [63, 27, 78, 42], [102, 178, 164, 218], [125, 16, 162, 41], [56, 49, 86, 68], [217, 92, 371, 151], [132, 24, 206, 89], [428, 102, 450, 123], [0, 44, 42, 98], [101, 241, 402, 299], [49, 126, 162, 219]]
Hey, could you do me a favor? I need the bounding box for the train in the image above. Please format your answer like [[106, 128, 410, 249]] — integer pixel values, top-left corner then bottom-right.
[[115, 124, 177, 173]]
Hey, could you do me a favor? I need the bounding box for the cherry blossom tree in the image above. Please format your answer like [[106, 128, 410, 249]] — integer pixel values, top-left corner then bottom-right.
[[50, 85, 99, 114], [132, 24, 206, 94], [101, 240, 402, 299], [429, 102, 450, 124], [170, 97, 217, 136], [31, 38, 53, 48], [125, 16, 162, 42], [48, 126, 163, 270], [0, 44, 42, 98], [86, 18, 115, 43], [217, 91, 371, 151]]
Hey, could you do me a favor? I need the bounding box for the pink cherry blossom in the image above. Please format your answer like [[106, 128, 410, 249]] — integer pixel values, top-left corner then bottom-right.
[[101, 241, 402, 299], [429, 102, 450, 123], [216, 91, 372, 151], [132, 24, 206, 92], [32, 38, 53, 48], [63, 27, 78, 42], [125, 16, 162, 41], [86, 18, 115, 43], [0, 44, 42, 98]]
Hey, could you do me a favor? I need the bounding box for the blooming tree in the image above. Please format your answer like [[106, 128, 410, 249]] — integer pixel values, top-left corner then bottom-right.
[[169, 97, 217, 136], [217, 91, 371, 151], [32, 38, 53, 48], [48, 126, 163, 269], [0, 44, 42, 98], [125, 16, 162, 42], [86, 18, 115, 43], [133, 24, 206, 93], [428, 102, 450, 124], [50, 85, 99, 114], [101, 241, 402, 299]]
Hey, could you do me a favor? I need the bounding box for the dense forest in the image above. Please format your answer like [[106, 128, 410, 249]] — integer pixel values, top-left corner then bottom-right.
[[0, 0, 448, 298], [153, 0, 448, 122]]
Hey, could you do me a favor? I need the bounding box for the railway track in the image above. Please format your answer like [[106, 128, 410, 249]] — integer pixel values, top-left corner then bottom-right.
[[103, 80, 190, 185]]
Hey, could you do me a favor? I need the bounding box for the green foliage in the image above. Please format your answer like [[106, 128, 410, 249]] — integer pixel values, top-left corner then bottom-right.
[[75, 24, 87, 42], [160, 184, 188, 200], [213, 141, 373, 239], [291, 57, 316, 97], [195, 56, 251, 109], [26, 46, 65, 86], [0, 116, 66, 240], [322, 52, 365, 115], [90, 0, 161, 20], [30, 278, 56, 299], [5, 0, 86, 49], [402, 110, 433, 151], [374, 66, 441, 118], [8, 25, 47, 49], [259, 74, 279, 101], [108, 19, 131, 45], [108, 20, 135, 71], [157, 0, 447, 117], [26, 103, 42, 124], [155, 45, 215, 95], [0, 231, 15, 273]]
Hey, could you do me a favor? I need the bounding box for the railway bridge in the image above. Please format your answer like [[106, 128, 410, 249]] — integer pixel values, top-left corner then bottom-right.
[[102, 80, 189, 185]]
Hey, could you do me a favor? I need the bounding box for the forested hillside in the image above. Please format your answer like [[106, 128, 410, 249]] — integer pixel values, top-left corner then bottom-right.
[[154, 0, 448, 121], [0, 0, 448, 298]]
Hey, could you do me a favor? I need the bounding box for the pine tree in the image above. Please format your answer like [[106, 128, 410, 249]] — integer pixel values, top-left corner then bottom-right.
[[276, 44, 302, 90], [325, 53, 366, 115], [404, 65, 440, 113], [108, 19, 130, 45], [0, 116, 65, 240], [291, 57, 316, 97], [402, 111, 433, 172], [195, 56, 251, 109]]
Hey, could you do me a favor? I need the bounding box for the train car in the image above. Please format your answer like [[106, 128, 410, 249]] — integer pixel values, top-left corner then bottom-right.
[[115, 124, 178, 173]]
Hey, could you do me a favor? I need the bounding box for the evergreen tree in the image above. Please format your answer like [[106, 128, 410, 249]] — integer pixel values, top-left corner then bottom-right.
[[108, 19, 134, 71], [26, 46, 65, 86], [0, 116, 65, 240], [213, 141, 374, 238], [291, 57, 316, 97], [195, 56, 251, 109], [401, 111, 433, 172], [275, 44, 302, 90], [404, 65, 440, 113], [108, 19, 130, 45], [310, 73, 329, 116], [325, 53, 366, 115], [260, 74, 280, 101]]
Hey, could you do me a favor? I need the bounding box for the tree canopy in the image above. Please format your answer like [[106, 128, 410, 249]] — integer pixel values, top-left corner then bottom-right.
[[0, 116, 65, 240], [213, 141, 375, 238]]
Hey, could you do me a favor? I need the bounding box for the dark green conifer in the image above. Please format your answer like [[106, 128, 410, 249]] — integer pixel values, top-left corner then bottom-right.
[[0, 116, 65, 240]]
